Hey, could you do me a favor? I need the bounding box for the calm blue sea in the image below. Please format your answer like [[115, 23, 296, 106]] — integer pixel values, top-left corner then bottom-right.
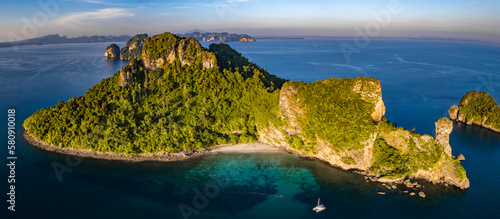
[[1, 39, 500, 218]]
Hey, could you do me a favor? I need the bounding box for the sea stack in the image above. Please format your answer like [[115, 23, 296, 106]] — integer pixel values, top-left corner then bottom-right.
[[104, 44, 120, 59], [435, 117, 453, 156]]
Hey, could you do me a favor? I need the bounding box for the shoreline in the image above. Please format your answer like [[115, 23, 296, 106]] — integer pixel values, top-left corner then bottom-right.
[[22, 129, 284, 162], [23, 129, 448, 194]]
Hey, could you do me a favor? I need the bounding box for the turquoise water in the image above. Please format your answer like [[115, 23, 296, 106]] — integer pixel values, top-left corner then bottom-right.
[[1, 40, 500, 218]]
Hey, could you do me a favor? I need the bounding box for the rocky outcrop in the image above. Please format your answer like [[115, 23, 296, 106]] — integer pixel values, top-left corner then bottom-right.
[[458, 154, 465, 161], [352, 79, 386, 121], [118, 68, 133, 87], [449, 105, 459, 120], [104, 44, 120, 59], [409, 118, 469, 189], [141, 33, 216, 71], [117, 58, 142, 87], [260, 77, 381, 172], [449, 91, 500, 132], [120, 34, 148, 61], [259, 78, 469, 189], [435, 117, 453, 156]]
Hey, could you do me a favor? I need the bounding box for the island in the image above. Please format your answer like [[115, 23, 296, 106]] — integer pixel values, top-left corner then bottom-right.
[[0, 34, 131, 48], [178, 32, 256, 42], [104, 44, 120, 60], [23, 32, 469, 190], [449, 90, 500, 132]]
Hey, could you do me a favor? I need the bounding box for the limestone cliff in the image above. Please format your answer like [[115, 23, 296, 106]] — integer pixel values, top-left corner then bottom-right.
[[449, 90, 500, 132], [259, 78, 469, 189], [141, 33, 216, 71], [411, 118, 469, 189], [120, 34, 148, 61], [104, 44, 120, 59], [435, 117, 453, 156]]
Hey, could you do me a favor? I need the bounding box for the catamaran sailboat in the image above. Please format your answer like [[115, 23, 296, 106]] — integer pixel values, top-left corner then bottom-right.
[[312, 198, 326, 212]]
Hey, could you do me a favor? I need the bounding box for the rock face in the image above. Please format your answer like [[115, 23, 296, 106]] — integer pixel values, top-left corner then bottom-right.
[[435, 117, 453, 156], [259, 77, 469, 189], [259, 77, 381, 172], [180, 32, 256, 43], [449, 91, 500, 132], [117, 57, 143, 87], [104, 44, 120, 59], [352, 79, 386, 121], [141, 33, 216, 71], [448, 105, 459, 120], [118, 69, 132, 86], [120, 34, 148, 61]]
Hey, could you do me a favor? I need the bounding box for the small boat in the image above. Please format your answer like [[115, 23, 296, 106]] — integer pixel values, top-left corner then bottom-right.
[[312, 198, 326, 212]]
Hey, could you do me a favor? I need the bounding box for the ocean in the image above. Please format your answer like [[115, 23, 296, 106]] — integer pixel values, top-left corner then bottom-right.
[[1, 39, 499, 218]]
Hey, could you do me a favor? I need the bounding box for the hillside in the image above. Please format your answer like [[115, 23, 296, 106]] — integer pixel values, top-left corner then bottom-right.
[[23, 32, 468, 189]]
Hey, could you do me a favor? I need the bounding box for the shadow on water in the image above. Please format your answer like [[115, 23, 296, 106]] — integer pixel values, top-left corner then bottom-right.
[[453, 121, 500, 149]]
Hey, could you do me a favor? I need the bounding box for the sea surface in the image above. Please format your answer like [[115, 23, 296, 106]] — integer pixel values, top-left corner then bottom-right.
[[1, 39, 500, 218]]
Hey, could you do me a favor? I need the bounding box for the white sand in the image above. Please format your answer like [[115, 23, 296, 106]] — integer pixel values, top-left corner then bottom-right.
[[211, 143, 284, 153]]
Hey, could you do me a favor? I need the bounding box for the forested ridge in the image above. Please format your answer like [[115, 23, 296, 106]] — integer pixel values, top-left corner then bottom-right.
[[24, 33, 285, 155]]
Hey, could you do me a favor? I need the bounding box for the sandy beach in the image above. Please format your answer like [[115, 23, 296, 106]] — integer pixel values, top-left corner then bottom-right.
[[23, 128, 284, 162]]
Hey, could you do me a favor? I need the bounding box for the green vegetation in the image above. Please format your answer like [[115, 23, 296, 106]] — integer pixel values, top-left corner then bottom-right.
[[120, 34, 148, 61], [455, 91, 500, 129], [208, 43, 285, 90], [342, 156, 356, 165], [287, 78, 378, 151], [371, 120, 446, 178], [24, 33, 283, 155], [370, 137, 410, 178], [285, 135, 305, 150], [452, 157, 467, 180]]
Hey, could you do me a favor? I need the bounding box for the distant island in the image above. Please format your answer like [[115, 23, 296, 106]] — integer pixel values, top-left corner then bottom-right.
[[24, 32, 468, 190], [449, 90, 500, 132], [104, 34, 148, 61], [104, 44, 121, 59], [178, 32, 256, 42], [0, 34, 132, 48]]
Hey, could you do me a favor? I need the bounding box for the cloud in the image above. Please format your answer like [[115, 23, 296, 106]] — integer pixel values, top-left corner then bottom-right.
[[55, 8, 134, 25], [79, 0, 127, 6]]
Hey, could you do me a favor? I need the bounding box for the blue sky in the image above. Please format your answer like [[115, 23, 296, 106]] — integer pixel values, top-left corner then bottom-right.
[[1, 0, 499, 42]]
